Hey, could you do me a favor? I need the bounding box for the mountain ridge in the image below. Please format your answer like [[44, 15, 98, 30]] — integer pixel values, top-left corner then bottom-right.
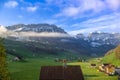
[[6, 23, 66, 33], [0, 24, 120, 57]]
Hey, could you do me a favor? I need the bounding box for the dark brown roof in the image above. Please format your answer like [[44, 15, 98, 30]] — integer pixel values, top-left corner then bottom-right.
[[40, 66, 84, 80]]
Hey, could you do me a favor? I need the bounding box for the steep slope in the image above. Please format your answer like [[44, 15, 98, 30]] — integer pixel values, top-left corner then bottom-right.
[[4, 38, 89, 58], [102, 44, 120, 66], [114, 45, 120, 59]]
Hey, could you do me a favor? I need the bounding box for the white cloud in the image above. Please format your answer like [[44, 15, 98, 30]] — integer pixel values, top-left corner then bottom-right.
[[27, 6, 38, 12], [56, 7, 80, 17], [0, 25, 8, 38], [105, 0, 120, 10], [0, 25, 7, 33], [80, 0, 105, 13], [18, 32, 70, 37], [4, 1, 18, 8], [69, 26, 106, 35], [79, 13, 120, 25], [8, 32, 71, 38], [69, 12, 120, 35], [69, 24, 120, 35], [55, 0, 105, 17], [55, 0, 120, 17]]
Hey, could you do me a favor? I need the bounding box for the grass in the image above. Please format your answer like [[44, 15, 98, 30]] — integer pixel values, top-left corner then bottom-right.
[[5, 40, 34, 57], [5, 39, 119, 80], [68, 62, 118, 80], [102, 52, 120, 66], [8, 58, 118, 80], [8, 58, 61, 80], [4, 39, 84, 59]]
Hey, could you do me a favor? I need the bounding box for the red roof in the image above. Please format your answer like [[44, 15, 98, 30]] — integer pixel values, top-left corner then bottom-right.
[[40, 66, 84, 80]]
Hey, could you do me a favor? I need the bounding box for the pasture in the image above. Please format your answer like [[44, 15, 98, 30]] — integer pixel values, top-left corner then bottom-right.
[[8, 58, 61, 80], [69, 62, 118, 80], [8, 58, 118, 80]]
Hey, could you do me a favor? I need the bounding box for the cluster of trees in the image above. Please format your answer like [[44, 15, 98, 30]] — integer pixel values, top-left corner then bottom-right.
[[0, 38, 10, 80]]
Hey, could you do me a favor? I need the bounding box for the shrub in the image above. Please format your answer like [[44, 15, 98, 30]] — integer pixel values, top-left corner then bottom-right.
[[0, 38, 10, 80]]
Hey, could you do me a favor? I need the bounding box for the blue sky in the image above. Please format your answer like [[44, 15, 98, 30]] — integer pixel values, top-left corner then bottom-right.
[[0, 0, 120, 35]]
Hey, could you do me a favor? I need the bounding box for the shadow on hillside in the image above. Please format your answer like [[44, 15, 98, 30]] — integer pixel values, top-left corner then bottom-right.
[[84, 75, 99, 77]]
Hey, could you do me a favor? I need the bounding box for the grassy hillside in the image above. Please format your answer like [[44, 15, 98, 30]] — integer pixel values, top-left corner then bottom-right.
[[69, 62, 117, 80], [101, 44, 120, 66], [102, 52, 120, 66], [4, 39, 86, 59], [5, 39, 118, 80], [5, 40, 34, 57]]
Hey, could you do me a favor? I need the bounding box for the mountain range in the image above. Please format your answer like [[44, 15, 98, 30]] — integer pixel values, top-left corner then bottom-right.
[[6, 24, 66, 33], [0, 24, 120, 57]]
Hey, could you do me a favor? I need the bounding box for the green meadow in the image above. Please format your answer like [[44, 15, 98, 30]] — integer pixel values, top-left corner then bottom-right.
[[8, 58, 60, 80], [8, 58, 118, 80], [69, 62, 118, 80], [102, 52, 120, 66]]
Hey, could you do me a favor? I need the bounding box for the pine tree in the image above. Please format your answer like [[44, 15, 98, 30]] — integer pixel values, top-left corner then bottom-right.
[[0, 38, 10, 80]]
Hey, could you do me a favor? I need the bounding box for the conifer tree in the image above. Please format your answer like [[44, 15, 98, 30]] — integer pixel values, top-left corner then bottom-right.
[[0, 38, 10, 80]]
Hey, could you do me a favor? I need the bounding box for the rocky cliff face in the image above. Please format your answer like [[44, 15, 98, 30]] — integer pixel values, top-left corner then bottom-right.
[[76, 32, 120, 56], [76, 32, 120, 47], [7, 24, 66, 33]]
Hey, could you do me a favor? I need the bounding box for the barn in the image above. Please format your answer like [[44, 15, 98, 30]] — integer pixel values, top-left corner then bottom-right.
[[40, 66, 84, 80]]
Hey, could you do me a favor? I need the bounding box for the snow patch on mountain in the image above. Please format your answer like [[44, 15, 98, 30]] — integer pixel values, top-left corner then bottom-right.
[[91, 42, 101, 47], [13, 27, 23, 31], [76, 32, 120, 46]]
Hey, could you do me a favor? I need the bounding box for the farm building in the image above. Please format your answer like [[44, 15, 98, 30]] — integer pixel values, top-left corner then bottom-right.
[[40, 66, 84, 80]]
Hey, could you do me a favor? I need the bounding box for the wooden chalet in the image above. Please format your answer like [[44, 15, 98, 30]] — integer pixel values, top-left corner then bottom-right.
[[40, 66, 84, 80]]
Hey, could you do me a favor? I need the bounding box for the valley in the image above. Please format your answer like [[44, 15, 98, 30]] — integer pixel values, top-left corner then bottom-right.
[[1, 0, 120, 80], [8, 58, 118, 80], [1, 24, 120, 80]]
